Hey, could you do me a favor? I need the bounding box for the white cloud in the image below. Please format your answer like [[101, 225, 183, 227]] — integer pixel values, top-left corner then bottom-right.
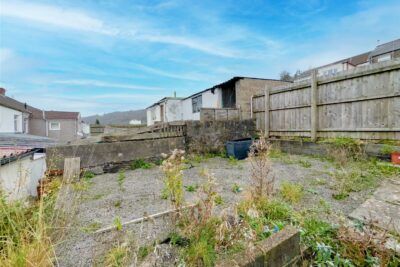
[[136, 34, 239, 58], [133, 64, 210, 81], [0, 48, 13, 65], [0, 1, 256, 58], [0, 1, 117, 35], [53, 79, 162, 91]]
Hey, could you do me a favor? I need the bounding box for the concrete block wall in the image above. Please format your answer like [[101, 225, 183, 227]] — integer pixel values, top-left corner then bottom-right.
[[185, 119, 257, 154], [46, 137, 185, 170], [237, 79, 290, 119]]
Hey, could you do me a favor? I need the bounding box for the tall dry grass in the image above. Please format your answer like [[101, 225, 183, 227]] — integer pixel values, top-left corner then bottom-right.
[[0, 177, 64, 267]]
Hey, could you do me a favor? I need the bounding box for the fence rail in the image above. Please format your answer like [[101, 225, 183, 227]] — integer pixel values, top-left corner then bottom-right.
[[200, 108, 240, 122], [102, 122, 186, 142], [252, 60, 400, 140]]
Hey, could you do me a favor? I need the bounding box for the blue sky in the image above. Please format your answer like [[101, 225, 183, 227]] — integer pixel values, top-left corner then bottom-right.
[[0, 0, 399, 116]]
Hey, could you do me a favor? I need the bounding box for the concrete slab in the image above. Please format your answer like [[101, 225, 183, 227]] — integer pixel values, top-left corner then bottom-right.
[[349, 178, 400, 234]]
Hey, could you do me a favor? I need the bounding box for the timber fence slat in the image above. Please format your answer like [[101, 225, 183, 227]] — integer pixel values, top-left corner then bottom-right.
[[251, 60, 400, 140]]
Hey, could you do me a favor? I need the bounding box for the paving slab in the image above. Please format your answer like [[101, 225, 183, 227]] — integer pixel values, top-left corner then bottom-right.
[[349, 178, 400, 234]]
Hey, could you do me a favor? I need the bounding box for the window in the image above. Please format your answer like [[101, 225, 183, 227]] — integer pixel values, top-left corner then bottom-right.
[[192, 95, 202, 113], [49, 121, 60, 130]]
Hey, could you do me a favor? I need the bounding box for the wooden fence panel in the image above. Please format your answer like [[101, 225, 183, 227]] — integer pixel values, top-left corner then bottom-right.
[[251, 60, 400, 140]]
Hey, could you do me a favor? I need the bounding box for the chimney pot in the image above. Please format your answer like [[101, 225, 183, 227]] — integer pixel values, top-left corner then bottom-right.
[[0, 88, 5, 96]]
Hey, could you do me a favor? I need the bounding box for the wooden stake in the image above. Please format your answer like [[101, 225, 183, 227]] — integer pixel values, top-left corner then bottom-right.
[[93, 203, 197, 234]]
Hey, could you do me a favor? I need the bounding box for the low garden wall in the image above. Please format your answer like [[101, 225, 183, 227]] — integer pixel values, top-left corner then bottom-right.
[[46, 137, 185, 170], [273, 140, 399, 160], [185, 119, 257, 154]]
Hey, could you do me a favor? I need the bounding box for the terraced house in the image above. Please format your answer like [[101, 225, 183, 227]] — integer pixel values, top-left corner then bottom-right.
[[0, 88, 83, 143]]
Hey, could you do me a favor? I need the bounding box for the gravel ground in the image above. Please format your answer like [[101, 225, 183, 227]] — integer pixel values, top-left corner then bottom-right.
[[55, 154, 378, 266]]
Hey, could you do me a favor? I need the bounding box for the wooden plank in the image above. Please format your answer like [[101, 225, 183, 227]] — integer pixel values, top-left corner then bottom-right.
[[310, 70, 318, 141], [264, 85, 270, 137], [63, 157, 80, 182]]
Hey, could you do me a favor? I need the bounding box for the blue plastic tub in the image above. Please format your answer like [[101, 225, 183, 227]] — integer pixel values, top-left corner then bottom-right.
[[225, 138, 253, 160]]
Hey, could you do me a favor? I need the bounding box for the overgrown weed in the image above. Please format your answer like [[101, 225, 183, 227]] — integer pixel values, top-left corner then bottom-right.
[[0, 177, 64, 266], [248, 135, 274, 199], [279, 182, 304, 204], [117, 171, 125, 189], [161, 149, 185, 210], [130, 159, 152, 170]]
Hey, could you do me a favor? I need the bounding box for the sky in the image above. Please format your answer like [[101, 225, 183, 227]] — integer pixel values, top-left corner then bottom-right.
[[0, 0, 399, 116]]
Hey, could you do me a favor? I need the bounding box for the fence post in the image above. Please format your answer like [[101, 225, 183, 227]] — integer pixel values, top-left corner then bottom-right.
[[264, 85, 270, 138], [311, 70, 318, 141], [250, 95, 254, 118]]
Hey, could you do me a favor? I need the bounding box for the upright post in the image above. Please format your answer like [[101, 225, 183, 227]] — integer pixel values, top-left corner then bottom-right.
[[310, 70, 318, 142], [250, 95, 254, 118], [264, 85, 270, 138]]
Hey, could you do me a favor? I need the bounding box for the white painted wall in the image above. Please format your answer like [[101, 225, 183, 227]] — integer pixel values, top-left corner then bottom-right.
[[181, 89, 222, 121], [0, 153, 46, 200], [165, 99, 182, 122], [0, 105, 24, 133], [147, 89, 223, 124], [147, 104, 161, 126]]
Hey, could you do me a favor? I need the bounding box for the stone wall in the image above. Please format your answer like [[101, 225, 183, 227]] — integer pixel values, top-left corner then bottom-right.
[[46, 137, 185, 170], [185, 119, 257, 154]]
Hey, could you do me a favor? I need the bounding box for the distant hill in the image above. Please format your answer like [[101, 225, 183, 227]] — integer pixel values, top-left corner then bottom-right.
[[83, 109, 146, 125]]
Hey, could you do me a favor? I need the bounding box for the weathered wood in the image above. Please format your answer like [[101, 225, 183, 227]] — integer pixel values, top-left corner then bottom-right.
[[251, 60, 400, 140], [310, 70, 318, 141], [94, 203, 197, 234], [264, 85, 270, 137], [63, 157, 80, 182]]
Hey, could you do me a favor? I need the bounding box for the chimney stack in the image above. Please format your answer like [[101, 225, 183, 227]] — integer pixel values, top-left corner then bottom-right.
[[0, 88, 5, 96]]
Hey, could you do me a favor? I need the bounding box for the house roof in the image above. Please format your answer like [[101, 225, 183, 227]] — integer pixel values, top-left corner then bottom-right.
[[183, 76, 285, 100], [146, 97, 184, 109], [28, 106, 45, 119], [45, 111, 80, 120], [0, 133, 57, 148], [295, 51, 370, 80], [370, 39, 400, 58], [0, 94, 31, 113]]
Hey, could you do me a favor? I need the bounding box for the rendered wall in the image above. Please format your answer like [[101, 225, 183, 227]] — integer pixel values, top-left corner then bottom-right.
[[0, 153, 46, 200], [47, 119, 78, 143], [0, 106, 23, 133]]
